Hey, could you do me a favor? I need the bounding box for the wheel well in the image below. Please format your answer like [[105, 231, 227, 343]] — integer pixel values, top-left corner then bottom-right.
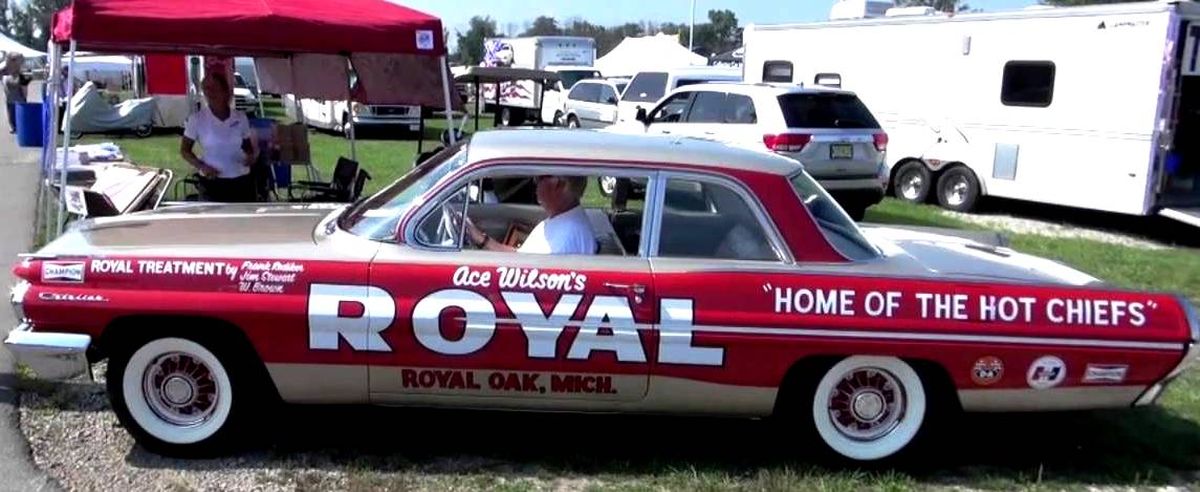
[[96, 315, 281, 403], [772, 355, 962, 417]]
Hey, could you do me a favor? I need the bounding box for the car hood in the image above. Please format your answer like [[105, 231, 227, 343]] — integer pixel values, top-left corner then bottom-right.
[[36, 202, 346, 258], [859, 225, 1103, 287]]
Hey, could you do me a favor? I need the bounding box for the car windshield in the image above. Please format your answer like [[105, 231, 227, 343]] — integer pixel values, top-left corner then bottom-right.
[[778, 93, 881, 129], [559, 70, 601, 89], [789, 171, 879, 260], [339, 142, 469, 241]]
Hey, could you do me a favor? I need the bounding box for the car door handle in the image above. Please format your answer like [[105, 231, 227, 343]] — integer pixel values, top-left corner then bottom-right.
[[660, 130, 671, 135], [604, 282, 646, 304], [703, 131, 716, 135]]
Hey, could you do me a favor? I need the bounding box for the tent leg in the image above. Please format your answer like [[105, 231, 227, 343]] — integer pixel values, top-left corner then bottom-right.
[[346, 98, 356, 162], [56, 40, 78, 238], [474, 77, 480, 133], [439, 55, 455, 145], [251, 59, 266, 117], [416, 114, 424, 158], [37, 41, 63, 245]]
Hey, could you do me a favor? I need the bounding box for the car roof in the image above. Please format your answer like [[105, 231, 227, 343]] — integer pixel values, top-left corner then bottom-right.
[[634, 66, 742, 77], [674, 82, 855, 97], [465, 129, 800, 176]]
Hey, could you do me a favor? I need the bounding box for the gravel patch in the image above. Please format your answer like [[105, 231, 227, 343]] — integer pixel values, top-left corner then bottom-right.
[[940, 211, 1171, 250]]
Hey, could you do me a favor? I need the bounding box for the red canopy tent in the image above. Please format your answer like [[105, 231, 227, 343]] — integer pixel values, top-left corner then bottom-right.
[[42, 0, 460, 237]]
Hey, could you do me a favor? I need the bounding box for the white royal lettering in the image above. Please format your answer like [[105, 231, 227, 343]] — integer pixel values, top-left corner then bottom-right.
[[412, 289, 497, 355], [658, 299, 723, 366], [307, 283, 394, 352], [502, 291, 581, 358], [566, 295, 646, 363]]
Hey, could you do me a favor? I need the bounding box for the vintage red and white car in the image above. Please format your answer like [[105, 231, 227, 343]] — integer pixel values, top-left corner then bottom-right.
[[6, 130, 1199, 461]]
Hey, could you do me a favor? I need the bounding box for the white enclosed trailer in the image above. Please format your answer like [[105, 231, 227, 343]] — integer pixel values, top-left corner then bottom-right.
[[742, 1, 1200, 227]]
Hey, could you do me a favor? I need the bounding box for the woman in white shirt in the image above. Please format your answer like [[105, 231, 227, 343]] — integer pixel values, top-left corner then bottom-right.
[[180, 72, 256, 202]]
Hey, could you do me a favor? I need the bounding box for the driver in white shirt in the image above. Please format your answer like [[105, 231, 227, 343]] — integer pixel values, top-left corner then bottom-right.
[[466, 174, 596, 255]]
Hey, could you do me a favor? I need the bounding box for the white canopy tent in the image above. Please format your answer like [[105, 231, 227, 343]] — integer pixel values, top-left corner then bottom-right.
[[0, 32, 45, 58], [594, 33, 706, 78]]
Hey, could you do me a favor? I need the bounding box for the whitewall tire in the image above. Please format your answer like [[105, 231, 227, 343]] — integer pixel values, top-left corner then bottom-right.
[[109, 336, 242, 455], [811, 356, 926, 461]]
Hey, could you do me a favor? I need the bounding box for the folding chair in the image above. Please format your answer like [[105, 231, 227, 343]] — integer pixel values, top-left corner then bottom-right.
[[288, 157, 359, 202]]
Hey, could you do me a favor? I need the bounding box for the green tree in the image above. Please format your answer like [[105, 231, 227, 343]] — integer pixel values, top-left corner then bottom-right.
[[521, 16, 562, 37], [454, 16, 499, 66]]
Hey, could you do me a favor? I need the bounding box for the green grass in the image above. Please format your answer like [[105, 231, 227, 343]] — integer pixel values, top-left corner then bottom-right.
[[65, 107, 1200, 489]]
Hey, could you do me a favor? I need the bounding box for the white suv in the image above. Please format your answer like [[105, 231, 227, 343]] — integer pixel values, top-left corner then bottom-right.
[[562, 78, 629, 129], [631, 83, 889, 220]]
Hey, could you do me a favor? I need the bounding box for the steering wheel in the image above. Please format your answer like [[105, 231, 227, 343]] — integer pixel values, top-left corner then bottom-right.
[[433, 202, 465, 247]]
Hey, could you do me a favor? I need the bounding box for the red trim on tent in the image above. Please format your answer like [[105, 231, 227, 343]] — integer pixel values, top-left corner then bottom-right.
[[52, 0, 446, 56]]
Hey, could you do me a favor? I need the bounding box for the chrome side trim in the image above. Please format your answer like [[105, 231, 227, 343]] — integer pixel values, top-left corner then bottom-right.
[[3, 323, 91, 380], [695, 325, 1183, 351], [10, 281, 29, 320], [960, 386, 1145, 412]]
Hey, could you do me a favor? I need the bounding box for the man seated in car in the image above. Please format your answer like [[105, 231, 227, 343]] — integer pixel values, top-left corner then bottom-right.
[[466, 174, 596, 254]]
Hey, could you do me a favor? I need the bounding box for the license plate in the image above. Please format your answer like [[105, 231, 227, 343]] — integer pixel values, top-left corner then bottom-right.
[[830, 144, 854, 160]]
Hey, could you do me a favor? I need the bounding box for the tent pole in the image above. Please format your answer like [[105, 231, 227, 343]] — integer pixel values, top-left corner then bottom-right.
[[439, 55, 455, 145], [38, 41, 63, 245], [251, 59, 265, 117], [474, 76, 480, 133], [56, 40, 78, 237], [346, 97, 356, 161]]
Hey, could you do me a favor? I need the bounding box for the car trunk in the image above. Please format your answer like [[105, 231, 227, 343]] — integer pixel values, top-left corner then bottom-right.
[[772, 93, 884, 180]]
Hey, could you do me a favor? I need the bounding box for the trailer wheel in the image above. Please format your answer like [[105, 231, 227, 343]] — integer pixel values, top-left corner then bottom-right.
[[936, 166, 981, 212], [892, 160, 932, 204], [500, 107, 524, 127]]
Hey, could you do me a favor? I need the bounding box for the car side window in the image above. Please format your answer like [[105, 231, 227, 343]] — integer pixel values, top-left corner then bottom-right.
[[622, 72, 668, 103], [724, 94, 756, 124], [568, 83, 591, 102], [598, 85, 619, 105], [649, 92, 694, 123], [657, 178, 781, 262], [573, 83, 601, 103], [686, 91, 727, 123]]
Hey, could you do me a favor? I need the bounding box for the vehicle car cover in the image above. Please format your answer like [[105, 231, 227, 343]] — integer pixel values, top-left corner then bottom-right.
[[63, 81, 157, 134]]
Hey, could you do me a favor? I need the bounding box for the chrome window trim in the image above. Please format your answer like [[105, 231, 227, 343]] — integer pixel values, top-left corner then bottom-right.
[[648, 169, 794, 264], [403, 163, 658, 258], [785, 168, 883, 263]]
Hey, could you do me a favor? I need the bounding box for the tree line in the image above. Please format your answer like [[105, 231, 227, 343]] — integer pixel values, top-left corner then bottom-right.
[[1, 0, 71, 51]]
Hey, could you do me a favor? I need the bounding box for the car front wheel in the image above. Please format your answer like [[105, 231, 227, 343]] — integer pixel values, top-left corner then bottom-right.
[[810, 356, 927, 461], [108, 335, 245, 456]]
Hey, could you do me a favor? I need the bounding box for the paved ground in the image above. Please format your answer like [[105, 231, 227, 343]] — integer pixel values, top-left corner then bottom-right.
[[0, 92, 59, 491]]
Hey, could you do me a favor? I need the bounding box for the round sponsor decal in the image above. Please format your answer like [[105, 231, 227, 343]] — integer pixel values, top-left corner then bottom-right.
[[1026, 355, 1067, 390], [971, 356, 1004, 386]]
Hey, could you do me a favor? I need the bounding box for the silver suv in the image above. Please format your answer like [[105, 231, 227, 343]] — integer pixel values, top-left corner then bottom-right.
[[562, 78, 629, 129], [631, 83, 888, 220]]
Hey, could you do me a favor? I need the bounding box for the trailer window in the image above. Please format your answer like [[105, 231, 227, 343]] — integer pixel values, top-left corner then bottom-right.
[[763, 61, 793, 83], [1001, 61, 1055, 107], [814, 73, 842, 88]]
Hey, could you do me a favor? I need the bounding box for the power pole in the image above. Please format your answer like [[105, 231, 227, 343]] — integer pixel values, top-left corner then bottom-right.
[[688, 0, 696, 52]]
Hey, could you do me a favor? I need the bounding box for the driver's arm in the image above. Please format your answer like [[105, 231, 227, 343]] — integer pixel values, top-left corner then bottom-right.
[[466, 220, 516, 252]]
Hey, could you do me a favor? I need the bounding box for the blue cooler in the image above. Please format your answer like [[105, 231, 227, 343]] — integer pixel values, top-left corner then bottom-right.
[[15, 102, 43, 147]]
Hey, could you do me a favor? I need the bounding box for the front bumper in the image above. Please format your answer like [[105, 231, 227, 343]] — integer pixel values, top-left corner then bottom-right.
[[351, 115, 420, 131], [3, 322, 91, 380]]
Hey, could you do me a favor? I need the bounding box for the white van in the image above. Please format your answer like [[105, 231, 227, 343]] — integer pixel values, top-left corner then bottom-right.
[[615, 66, 742, 126]]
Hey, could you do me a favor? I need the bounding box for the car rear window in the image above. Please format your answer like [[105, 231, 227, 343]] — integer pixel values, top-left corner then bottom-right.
[[623, 72, 668, 103], [778, 93, 880, 129]]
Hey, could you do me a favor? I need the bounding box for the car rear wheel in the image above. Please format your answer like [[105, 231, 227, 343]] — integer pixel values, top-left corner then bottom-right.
[[107, 335, 247, 457], [893, 160, 932, 204], [810, 356, 927, 461], [936, 166, 980, 212]]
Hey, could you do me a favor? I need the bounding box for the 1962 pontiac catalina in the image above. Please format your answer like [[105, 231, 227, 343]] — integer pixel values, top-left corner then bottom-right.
[[6, 130, 1198, 460]]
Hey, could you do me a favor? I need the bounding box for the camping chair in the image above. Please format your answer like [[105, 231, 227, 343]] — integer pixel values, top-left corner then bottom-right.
[[288, 156, 359, 202], [352, 169, 372, 201]]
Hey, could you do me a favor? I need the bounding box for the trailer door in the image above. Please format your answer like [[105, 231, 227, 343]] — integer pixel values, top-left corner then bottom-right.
[[1159, 19, 1200, 227]]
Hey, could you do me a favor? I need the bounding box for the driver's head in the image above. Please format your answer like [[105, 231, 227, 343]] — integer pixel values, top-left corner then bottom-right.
[[535, 174, 587, 214]]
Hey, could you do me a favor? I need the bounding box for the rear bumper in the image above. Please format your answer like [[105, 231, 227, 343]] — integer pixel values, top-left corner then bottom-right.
[[824, 180, 885, 205], [3, 322, 91, 380]]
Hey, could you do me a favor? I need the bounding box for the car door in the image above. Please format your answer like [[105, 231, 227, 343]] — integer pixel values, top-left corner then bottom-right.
[[679, 90, 728, 141], [720, 93, 763, 151], [645, 172, 795, 404], [595, 84, 620, 126], [618, 72, 668, 124], [367, 164, 659, 407], [574, 83, 603, 127]]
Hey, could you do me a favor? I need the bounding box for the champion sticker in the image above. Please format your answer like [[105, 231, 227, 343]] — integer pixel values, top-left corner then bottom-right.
[[1082, 364, 1128, 384], [971, 356, 1003, 386], [1026, 356, 1066, 390], [42, 261, 85, 283], [416, 30, 434, 51]]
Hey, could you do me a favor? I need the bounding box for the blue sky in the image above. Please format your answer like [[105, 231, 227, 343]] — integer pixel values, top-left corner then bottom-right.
[[400, 0, 1040, 49]]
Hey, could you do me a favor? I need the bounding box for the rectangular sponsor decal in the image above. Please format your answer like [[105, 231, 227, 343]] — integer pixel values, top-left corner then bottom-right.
[[42, 261, 85, 283], [1083, 364, 1128, 384]]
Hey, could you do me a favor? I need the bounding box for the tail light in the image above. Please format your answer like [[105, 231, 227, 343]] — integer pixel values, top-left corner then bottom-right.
[[873, 132, 889, 152], [763, 133, 812, 152]]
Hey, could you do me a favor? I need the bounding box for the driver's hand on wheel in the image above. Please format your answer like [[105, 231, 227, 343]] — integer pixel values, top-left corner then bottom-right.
[[464, 218, 486, 248]]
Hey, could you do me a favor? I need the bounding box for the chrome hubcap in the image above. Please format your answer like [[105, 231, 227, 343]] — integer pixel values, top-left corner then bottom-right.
[[945, 177, 968, 206], [900, 171, 924, 200], [142, 352, 219, 427], [828, 368, 905, 442]]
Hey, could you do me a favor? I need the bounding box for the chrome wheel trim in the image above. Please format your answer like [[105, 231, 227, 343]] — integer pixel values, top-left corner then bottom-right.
[[826, 367, 905, 442], [899, 169, 925, 200], [142, 351, 220, 428]]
